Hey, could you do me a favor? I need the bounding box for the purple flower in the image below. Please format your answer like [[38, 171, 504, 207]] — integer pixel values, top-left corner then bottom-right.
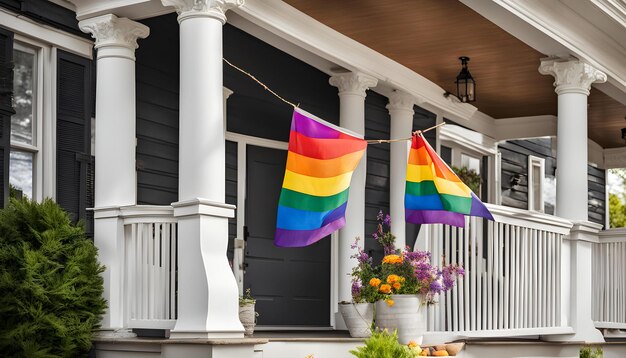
[[377, 210, 384, 221], [430, 280, 443, 294], [352, 280, 362, 296], [383, 214, 391, 227]]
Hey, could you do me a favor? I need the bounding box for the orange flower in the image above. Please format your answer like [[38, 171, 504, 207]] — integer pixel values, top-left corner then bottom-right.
[[369, 278, 382, 287], [386, 299, 394, 307], [386, 274, 401, 284], [379, 284, 392, 294], [382, 254, 403, 264], [408, 341, 418, 348], [393, 282, 401, 290]]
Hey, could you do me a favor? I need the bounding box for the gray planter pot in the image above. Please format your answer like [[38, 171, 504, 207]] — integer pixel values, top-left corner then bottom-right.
[[375, 294, 425, 344], [339, 302, 374, 338], [238, 303, 256, 336]]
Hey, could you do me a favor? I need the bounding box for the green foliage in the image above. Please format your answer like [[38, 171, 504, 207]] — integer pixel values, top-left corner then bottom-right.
[[239, 288, 256, 306], [609, 193, 626, 228], [580, 346, 603, 358], [0, 198, 106, 357], [452, 166, 481, 195], [350, 330, 413, 358]]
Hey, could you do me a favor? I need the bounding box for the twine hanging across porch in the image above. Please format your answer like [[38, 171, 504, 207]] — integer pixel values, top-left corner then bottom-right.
[[223, 58, 445, 144]]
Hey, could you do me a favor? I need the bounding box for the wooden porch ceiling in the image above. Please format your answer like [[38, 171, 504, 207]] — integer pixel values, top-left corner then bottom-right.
[[283, 0, 626, 149]]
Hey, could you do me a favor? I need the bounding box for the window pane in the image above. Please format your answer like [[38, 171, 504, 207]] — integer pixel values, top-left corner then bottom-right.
[[10, 150, 33, 199], [461, 153, 480, 174], [12, 47, 35, 145], [532, 164, 541, 209]]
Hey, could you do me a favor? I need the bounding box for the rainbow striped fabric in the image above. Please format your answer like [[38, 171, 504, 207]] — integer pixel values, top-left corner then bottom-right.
[[275, 108, 367, 247], [405, 133, 494, 227]]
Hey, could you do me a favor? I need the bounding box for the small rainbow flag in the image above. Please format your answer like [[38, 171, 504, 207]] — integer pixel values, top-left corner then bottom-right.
[[405, 133, 494, 227], [275, 108, 367, 247]]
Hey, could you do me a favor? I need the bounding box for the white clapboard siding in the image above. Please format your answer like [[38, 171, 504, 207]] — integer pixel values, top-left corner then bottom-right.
[[593, 229, 626, 329], [121, 206, 178, 330], [423, 204, 572, 337]]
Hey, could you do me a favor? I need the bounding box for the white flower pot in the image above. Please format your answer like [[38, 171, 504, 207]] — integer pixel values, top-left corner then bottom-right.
[[339, 302, 374, 338], [375, 294, 425, 344], [239, 303, 256, 336]]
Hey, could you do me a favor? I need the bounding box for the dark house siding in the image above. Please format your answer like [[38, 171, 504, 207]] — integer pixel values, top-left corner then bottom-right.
[[226, 140, 237, 259], [224, 25, 340, 142], [588, 165, 606, 227], [0, 0, 88, 38], [364, 91, 390, 260], [136, 15, 180, 206], [500, 138, 556, 213]]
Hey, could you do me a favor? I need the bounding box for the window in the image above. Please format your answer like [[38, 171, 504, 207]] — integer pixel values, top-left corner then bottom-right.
[[10, 42, 39, 199], [527, 155, 545, 212]]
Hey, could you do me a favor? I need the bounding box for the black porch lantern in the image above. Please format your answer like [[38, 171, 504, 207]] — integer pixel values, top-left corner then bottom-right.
[[455, 56, 476, 103]]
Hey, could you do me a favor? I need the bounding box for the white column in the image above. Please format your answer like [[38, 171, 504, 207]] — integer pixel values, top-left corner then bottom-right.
[[539, 58, 606, 221], [329, 72, 377, 326], [162, 0, 243, 339], [386, 91, 416, 249], [539, 58, 606, 342], [79, 14, 148, 332]]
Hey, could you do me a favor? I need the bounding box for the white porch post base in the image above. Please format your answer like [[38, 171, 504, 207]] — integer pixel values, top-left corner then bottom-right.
[[544, 221, 604, 342], [170, 199, 243, 339], [93, 207, 128, 331]]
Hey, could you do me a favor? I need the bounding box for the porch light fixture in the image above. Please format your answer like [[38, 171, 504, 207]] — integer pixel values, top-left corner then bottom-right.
[[622, 127, 626, 142], [444, 56, 476, 103]]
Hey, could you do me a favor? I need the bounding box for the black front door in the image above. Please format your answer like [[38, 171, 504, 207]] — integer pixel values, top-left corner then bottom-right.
[[244, 144, 330, 327]]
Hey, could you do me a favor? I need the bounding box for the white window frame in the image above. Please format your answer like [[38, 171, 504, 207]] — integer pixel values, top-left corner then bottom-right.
[[10, 40, 44, 200], [527, 155, 545, 212], [439, 124, 498, 203]]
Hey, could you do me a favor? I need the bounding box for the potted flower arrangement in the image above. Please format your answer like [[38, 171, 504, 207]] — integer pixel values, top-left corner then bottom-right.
[[239, 288, 258, 336], [350, 211, 465, 344]]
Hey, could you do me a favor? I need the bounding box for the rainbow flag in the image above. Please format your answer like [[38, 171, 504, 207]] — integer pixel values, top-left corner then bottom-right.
[[405, 133, 494, 227], [275, 108, 367, 247]]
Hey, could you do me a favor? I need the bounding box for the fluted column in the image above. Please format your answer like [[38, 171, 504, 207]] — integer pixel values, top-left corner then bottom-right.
[[162, 0, 244, 338], [329, 72, 377, 327], [539, 58, 606, 343], [386, 91, 417, 249], [79, 14, 148, 331]]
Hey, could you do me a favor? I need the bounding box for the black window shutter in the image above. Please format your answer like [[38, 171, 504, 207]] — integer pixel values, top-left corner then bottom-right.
[[0, 28, 14, 208], [56, 50, 93, 234]]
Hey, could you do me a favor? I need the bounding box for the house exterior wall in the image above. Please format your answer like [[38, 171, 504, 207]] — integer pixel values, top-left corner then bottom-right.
[[499, 137, 606, 226]]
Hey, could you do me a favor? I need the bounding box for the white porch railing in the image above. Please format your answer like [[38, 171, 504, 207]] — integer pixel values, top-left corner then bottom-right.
[[419, 204, 573, 338], [121, 206, 178, 329], [593, 228, 626, 329]]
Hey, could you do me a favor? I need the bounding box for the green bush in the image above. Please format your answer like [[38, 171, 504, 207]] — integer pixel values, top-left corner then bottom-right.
[[580, 346, 603, 358], [0, 198, 106, 357], [350, 330, 413, 358]]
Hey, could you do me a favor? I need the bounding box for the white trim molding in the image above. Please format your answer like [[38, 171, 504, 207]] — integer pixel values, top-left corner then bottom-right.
[[0, 7, 93, 58], [604, 147, 626, 169], [495, 115, 557, 141]]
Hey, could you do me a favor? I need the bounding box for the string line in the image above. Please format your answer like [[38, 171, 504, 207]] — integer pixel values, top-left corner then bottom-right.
[[223, 58, 444, 144]]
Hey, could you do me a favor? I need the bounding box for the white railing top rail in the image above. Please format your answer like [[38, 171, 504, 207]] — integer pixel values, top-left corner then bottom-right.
[[598, 228, 626, 243], [485, 203, 572, 234], [119, 205, 176, 225]]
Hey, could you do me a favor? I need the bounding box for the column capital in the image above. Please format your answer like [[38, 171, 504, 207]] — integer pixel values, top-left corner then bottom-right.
[[386, 90, 418, 113], [539, 57, 606, 96], [329, 72, 378, 97], [162, 0, 244, 23], [79, 14, 149, 60]]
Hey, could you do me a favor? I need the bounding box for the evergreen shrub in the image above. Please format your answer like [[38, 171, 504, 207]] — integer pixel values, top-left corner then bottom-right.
[[0, 198, 106, 357]]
